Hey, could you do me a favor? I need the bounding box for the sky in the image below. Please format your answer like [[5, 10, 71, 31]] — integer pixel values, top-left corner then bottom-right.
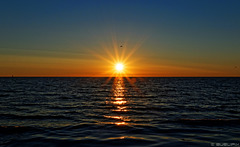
[[0, 0, 240, 77]]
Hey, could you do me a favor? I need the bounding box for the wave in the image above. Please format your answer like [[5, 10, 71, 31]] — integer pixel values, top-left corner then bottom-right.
[[0, 113, 71, 120], [0, 94, 10, 97], [0, 126, 41, 134], [3, 137, 158, 147], [168, 118, 240, 126]]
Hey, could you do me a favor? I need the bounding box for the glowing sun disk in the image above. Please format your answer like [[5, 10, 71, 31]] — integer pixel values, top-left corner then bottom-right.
[[115, 63, 124, 71]]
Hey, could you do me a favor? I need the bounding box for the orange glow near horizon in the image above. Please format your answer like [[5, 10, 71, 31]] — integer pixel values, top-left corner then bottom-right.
[[1, 36, 239, 77], [90, 36, 146, 78]]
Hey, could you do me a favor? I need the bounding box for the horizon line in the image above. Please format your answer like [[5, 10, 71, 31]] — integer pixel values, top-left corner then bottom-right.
[[1, 76, 240, 78]]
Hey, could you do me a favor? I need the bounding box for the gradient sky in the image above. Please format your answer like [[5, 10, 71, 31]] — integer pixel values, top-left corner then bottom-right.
[[0, 0, 240, 77]]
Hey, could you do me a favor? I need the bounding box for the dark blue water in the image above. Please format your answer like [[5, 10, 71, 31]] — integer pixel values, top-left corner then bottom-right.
[[0, 77, 240, 147]]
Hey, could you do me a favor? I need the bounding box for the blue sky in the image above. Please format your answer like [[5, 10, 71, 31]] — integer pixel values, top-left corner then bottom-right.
[[0, 0, 240, 76]]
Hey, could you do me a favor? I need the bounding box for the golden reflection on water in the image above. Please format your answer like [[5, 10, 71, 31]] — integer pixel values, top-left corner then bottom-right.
[[108, 136, 145, 140], [105, 77, 130, 126]]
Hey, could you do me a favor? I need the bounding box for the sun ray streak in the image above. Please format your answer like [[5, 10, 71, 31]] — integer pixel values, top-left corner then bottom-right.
[[104, 47, 117, 63], [91, 35, 146, 78], [122, 40, 144, 63], [112, 36, 120, 62], [90, 50, 114, 65]]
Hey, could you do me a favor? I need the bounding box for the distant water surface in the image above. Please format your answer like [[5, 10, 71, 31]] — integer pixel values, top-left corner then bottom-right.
[[0, 77, 240, 146]]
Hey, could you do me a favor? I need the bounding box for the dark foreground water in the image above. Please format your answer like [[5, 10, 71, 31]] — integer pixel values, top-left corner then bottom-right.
[[0, 77, 240, 147]]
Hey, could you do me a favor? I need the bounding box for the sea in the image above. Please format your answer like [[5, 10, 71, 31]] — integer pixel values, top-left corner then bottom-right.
[[0, 77, 240, 147]]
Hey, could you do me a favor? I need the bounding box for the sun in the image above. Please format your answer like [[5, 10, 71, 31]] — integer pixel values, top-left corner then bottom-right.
[[91, 35, 145, 77], [115, 63, 124, 72]]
